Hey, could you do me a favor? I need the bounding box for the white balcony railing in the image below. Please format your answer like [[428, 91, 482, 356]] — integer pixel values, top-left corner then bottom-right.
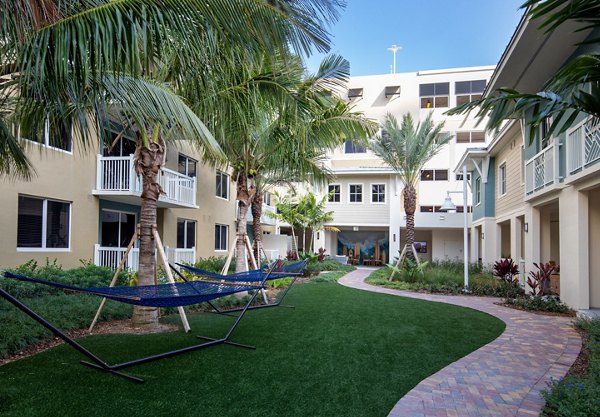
[[567, 116, 600, 176], [525, 143, 557, 195], [246, 203, 277, 225], [93, 245, 196, 271], [95, 154, 197, 207]]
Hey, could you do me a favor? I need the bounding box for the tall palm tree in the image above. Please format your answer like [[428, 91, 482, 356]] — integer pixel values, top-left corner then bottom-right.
[[1, 0, 347, 327], [369, 113, 451, 260], [446, 0, 600, 137]]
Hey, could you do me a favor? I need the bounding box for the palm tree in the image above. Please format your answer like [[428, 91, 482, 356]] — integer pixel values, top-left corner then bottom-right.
[[247, 55, 376, 262], [1, 0, 347, 327], [446, 0, 600, 137], [369, 113, 451, 260]]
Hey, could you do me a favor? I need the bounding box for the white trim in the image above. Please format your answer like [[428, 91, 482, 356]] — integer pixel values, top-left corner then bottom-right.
[[17, 195, 72, 250], [177, 218, 197, 249], [348, 183, 364, 204], [214, 223, 229, 251], [498, 161, 507, 197], [215, 171, 230, 200], [19, 119, 74, 154]]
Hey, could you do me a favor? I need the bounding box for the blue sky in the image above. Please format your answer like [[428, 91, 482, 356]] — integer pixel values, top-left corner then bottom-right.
[[305, 0, 525, 76]]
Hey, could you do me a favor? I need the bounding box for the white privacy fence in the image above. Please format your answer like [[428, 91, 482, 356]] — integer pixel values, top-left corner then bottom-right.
[[95, 154, 196, 206]]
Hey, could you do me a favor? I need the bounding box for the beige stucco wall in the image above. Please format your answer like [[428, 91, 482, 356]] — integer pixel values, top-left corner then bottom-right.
[[0, 140, 100, 269]]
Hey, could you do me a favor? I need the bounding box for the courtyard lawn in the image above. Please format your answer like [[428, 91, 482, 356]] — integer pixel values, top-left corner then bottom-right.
[[0, 280, 504, 417]]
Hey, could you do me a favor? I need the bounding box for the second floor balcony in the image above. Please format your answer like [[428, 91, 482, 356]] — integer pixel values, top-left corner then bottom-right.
[[93, 154, 197, 208], [567, 116, 600, 176], [525, 142, 559, 197], [245, 203, 277, 226]]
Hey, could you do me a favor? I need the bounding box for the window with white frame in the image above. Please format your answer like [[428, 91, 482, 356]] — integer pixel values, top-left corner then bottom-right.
[[349, 184, 362, 203], [419, 82, 449, 108], [456, 131, 485, 144], [455, 80, 486, 105], [20, 118, 73, 152], [214, 224, 228, 251], [499, 163, 507, 196], [101, 209, 136, 247], [371, 184, 385, 203], [177, 218, 196, 249], [420, 169, 448, 181], [17, 195, 70, 249], [344, 139, 366, 154], [328, 184, 341, 202], [455, 172, 471, 181], [178, 154, 197, 177], [475, 177, 482, 205], [263, 192, 272, 206], [216, 171, 230, 199]]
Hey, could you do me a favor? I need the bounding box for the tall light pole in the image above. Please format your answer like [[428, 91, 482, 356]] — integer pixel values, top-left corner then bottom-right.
[[387, 44, 401, 74], [440, 165, 470, 290]]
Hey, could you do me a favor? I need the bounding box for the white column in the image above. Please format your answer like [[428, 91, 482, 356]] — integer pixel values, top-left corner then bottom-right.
[[559, 187, 589, 310]]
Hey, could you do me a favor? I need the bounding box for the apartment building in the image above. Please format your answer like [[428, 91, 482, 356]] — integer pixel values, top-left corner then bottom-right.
[[0, 125, 264, 270], [456, 13, 600, 313], [314, 66, 495, 265]]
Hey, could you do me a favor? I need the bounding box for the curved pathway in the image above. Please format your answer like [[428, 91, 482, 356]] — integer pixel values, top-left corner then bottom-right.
[[339, 268, 581, 417]]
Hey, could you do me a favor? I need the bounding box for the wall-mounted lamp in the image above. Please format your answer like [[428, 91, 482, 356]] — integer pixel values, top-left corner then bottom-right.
[[316, 232, 320, 240], [353, 226, 360, 231], [524, 223, 529, 233], [482, 233, 485, 239], [393, 233, 396, 242]]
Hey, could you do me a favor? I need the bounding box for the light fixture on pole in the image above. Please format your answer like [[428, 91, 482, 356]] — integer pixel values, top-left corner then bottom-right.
[[387, 44, 402, 74], [439, 165, 470, 291]]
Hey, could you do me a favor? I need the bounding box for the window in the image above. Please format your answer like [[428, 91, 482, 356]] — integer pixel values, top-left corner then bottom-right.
[[455, 80, 486, 105], [263, 192, 272, 206], [499, 163, 507, 195], [539, 118, 552, 149], [20, 118, 73, 152], [385, 85, 401, 98], [419, 82, 449, 108], [178, 154, 197, 177], [475, 177, 481, 205], [455, 206, 473, 213], [215, 224, 228, 251], [328, 184, 341, 203], [17, 196, 70, 249], [455, 172, 471, 181], [456, 131, 485, 143], [344, 140, 366, 154], [348, 88, 363, 99], [101, 209, 135, 247], [349, 184, 363, 203], [177, 219, 196, 249], [420, 205, 443, 213], [216, 171, 230, 199], [420, 169, 448, 181], [371, 184, 385, 203]]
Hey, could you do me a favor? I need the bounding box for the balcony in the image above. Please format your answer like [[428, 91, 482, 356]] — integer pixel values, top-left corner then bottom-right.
[[567, 116, 600, 176], [246, 203, 277, 226], [525, 143, 558, 196], [93, 155, 197, 208], [93, 245, 196, 271]]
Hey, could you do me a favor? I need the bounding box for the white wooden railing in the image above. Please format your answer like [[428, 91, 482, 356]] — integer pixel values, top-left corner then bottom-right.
[[246, 203, 277, 225], [567, 116, 600, 175], [95, 154, 197, 206], [525, 143, 557, 195], [93, 245, 195, 271]]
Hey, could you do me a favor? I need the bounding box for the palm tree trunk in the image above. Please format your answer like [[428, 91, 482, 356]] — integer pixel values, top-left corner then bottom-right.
[[251, 191, 263, 263], [403, 185, 417, 261], [235, 171, 256, 272], [131, 138, 165, 328]]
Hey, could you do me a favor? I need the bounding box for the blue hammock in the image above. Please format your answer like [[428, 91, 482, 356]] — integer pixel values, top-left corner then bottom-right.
[[175, 259, 308, 282], [2, 272, 261, 308]]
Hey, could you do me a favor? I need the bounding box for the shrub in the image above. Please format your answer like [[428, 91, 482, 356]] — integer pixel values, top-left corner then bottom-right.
[[503, 295, 571, 314], [192, 256, 233, 274], [492, 258, 520, 284], [303, 259, 354, 277], [527, 262, 559, 297]]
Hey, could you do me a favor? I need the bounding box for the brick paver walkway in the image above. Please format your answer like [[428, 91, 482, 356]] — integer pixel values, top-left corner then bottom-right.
[[339, 268, 581, 417]]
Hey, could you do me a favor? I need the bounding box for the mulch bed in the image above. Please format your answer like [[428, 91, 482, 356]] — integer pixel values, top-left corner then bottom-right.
[[495, 302, 577, 317]]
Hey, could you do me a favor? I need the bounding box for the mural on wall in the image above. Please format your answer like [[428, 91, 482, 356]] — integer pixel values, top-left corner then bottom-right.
[[337, 231, 389, 263]]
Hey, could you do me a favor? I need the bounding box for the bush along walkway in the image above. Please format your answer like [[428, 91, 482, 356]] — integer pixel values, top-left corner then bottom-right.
[[339, 268, 581, 417]]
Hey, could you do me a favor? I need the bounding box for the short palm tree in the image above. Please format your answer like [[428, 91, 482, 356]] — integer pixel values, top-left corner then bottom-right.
[[369, 113, 451, 260]]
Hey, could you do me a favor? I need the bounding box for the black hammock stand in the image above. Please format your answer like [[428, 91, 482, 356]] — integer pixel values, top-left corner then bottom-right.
[[0, 263, 304, 383]]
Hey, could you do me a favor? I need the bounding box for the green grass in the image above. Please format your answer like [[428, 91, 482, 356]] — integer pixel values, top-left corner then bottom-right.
[[0, 281, 504, 417]]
